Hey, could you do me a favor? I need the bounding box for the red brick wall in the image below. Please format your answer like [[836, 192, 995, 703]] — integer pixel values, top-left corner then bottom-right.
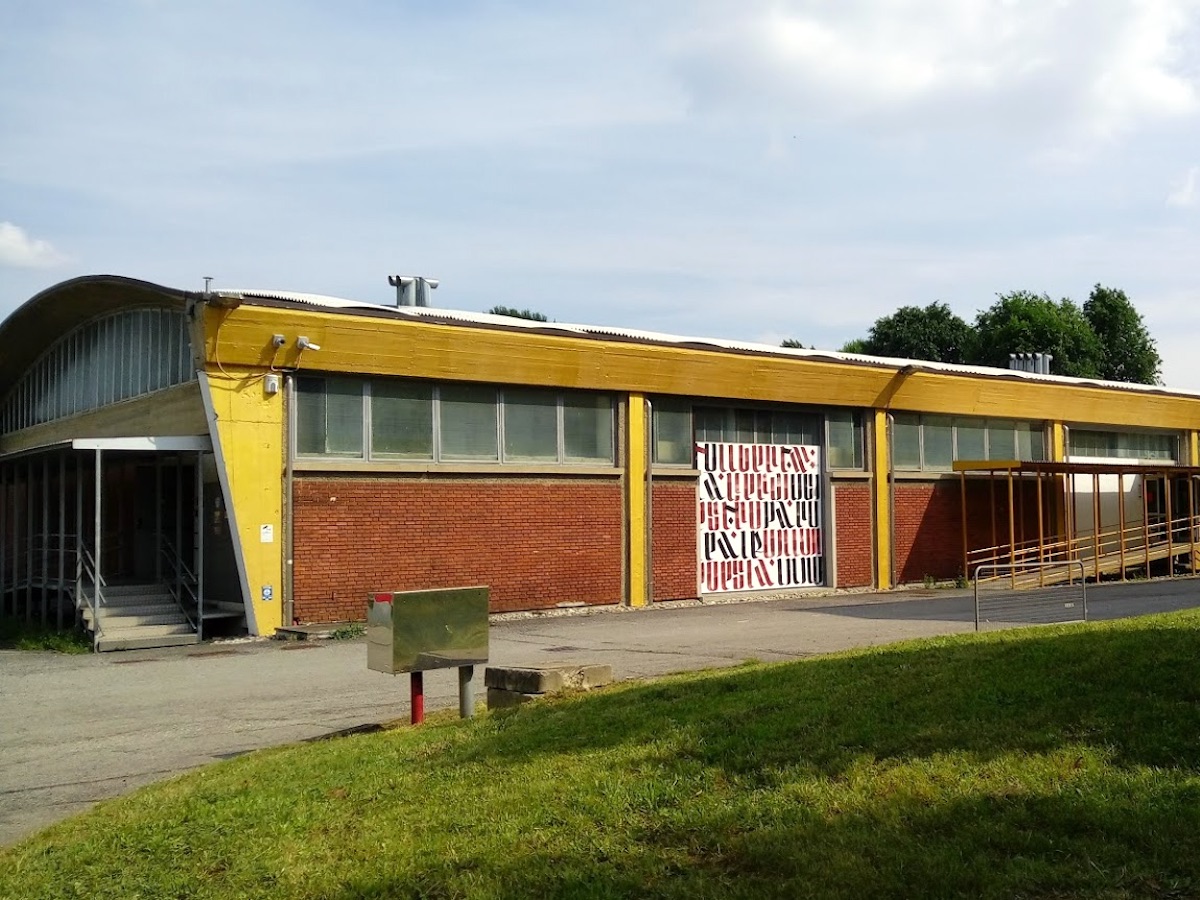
[[833, 482, 873, 587], [652, 480, 698, 600], [292, 475, 623, 622], [895, 478, 1046, 583]]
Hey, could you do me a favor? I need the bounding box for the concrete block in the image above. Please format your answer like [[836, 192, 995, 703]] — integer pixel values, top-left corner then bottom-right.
[[484, 664, 615, 694], [487, 688, 538, 710]]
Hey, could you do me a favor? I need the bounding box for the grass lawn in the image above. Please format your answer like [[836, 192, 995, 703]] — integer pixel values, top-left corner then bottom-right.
[[0, 613, 90, 653], [4, 610, 1200, 899]]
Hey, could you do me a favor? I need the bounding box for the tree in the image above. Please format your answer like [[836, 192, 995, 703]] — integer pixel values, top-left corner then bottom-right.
[[969, 291, 1102, 378], [487, 305, 548, 322], [1083, 284, 1161, 384], [780, 338, 811, 349], [852, 302, 973, 363], [839, 338, 869, 354]]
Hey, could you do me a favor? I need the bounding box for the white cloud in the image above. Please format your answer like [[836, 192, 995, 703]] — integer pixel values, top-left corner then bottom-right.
[[675, 0, 1200, 147], [0, 222, 67, 268], [1167, 166, 1200, 206]]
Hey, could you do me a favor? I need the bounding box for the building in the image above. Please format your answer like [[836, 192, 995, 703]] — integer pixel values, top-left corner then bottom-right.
[[2, 274, 1198, 649]]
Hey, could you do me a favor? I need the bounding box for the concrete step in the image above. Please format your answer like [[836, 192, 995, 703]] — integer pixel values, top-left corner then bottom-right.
[[96, 610, 190, 629], [96, 630, 201, 652], [100, 589, 176, 607]]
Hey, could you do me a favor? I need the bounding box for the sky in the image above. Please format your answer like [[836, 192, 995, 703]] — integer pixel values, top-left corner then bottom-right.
[[3, 1, 1200, 388]]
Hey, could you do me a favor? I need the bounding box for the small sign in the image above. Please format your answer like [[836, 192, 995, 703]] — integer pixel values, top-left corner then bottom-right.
[[261, 585, 274, 602], [260, 524, 274, 543]]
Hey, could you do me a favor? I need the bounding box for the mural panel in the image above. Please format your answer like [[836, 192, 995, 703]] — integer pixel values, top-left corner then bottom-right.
[[696, 441, 823, 593]]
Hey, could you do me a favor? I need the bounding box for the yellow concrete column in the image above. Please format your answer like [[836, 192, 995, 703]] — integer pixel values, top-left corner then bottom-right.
[[1050, 422, 1067, 462], [872, 408, 892, 590], [626, 393, 649, 607], [198, 370, 285, 635], [1190, 431, 1199, 467]]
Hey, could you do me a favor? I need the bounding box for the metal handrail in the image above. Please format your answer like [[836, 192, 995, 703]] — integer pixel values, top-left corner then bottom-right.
[[75, 540, 105, 652], [159, 538, 198, 631], [973, 559, 1087, 631], [967, 510, 1200, 581]]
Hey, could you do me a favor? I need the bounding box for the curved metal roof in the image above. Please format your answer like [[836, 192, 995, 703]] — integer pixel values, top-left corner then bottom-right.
[[0, 275, 195, 400]]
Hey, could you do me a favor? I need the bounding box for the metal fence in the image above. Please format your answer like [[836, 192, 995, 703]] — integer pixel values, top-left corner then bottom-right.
[[972, 560, 1087, 632]]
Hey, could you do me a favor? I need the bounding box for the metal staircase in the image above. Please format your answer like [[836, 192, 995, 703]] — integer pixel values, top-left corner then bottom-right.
[[81, 582, 201, 651]]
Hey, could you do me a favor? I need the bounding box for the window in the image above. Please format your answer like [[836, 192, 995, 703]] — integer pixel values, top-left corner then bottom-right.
[[1, 308, 193, 433], [1070, 429, 1177, 461], [295, 377, 615, 465], [440, 384, 499, 461], [371, 381, 433, 458], [827, 410, 865, 469], [893, 413, 1046, 470], [652, 399, 694, 465], [695, 407, 821, 446]]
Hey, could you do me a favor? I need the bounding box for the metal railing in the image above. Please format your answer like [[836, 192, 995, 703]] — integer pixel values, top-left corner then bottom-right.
[[973, 560, 1087, 632], [159, 538, 199, 636], [967, 510, 1200, 586], [75, 539, 105, 652]]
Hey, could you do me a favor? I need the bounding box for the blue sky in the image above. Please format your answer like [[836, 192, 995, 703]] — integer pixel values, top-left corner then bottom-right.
[[3, 1, 1200, 387]]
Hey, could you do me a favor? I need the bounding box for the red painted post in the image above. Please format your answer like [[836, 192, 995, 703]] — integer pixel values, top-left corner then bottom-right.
[[411, 671, 425, 725]]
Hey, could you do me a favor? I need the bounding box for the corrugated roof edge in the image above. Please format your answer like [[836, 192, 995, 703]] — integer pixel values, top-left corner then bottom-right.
[[222, 289, 1200, 400]]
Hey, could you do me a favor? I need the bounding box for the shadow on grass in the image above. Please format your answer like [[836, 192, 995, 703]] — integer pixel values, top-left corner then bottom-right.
[[455, 615, 1200, 779], [330, 776, 1200, 900]]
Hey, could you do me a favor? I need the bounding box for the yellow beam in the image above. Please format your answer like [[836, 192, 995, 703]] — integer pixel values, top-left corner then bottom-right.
[[1191, 431, 1199, 467], [199, 369, 285, 635], [204, 306, 1200, 430], [872, 409, 891, 590], [627, 394, 649, 607]]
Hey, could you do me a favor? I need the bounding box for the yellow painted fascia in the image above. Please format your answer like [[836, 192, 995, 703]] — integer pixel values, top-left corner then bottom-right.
[[872, 409, 891, 590], [198, 369, 284, 635], [626, 394, 648, 607], [203, 306, 1200, 429]]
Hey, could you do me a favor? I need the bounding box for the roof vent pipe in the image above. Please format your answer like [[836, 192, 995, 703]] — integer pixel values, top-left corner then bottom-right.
[[1008, 352, 1053, 375], [387, 275, 439, 307]]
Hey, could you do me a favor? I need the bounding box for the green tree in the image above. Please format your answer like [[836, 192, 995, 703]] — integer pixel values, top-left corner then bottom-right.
[[487, 305, 548, 322], [839, 338, 869, 354], [1083, 284, 1161, 384], [780, 338, 811, 349], [969, 291, 1102, 377], [851, 302, 973, 363]]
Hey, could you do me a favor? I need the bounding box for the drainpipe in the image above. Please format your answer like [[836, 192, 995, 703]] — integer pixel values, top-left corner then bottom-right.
[[283, 374, 295, 627], [644, 398, 654, 605]]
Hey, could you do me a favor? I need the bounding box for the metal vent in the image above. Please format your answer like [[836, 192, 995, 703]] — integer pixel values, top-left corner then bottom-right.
[[387, 275, 439, 307], [1008, 352, 1053, 375]]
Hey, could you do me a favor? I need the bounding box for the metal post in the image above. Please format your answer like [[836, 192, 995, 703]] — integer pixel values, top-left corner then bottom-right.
[[644, 399, 654, 604], [196, 451, 204, 641], [1117, 471, 1127, 580], [94, 448, 102, 652], [1142, 473, 1151, 576], [1165, 470, 1175, 575], [154, 456, 163, 583], [1036, 473, 1045, 586], [411, 671, 425, 725], [1007, 469, 1016, 588], [175, 455, 183, 614], [0, 463, 7, 617], [75, 455, 83, 625], [1190, 475, 1197, 575], [41, 456, 49, 624], [1092, 473, 1101, 580], [959, 469, 968, 581], [25, 460, 33, 621], [57, 453, 66, 629], [458, 665, 475, 718]]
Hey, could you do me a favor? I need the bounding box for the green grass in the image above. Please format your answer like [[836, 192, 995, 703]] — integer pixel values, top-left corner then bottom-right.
[[0, 613, 91, 653], [5, 611, 1200, 898]]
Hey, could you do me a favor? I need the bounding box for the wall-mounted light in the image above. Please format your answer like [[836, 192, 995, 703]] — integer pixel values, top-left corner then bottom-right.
[[297, 336, 321, 351]]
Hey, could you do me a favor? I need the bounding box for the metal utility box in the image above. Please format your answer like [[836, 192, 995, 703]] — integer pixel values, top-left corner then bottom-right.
[[367, 586, 489, 674]]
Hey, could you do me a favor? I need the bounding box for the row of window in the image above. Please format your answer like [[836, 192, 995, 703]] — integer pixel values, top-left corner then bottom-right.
[[1, 309, 194, 433], [1069, 429, 1177, 461], [652, 402, 865, 469], [296, 378, 615, 464], [279, 378, 1187, 472], [892, 414, 1046, 470]]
